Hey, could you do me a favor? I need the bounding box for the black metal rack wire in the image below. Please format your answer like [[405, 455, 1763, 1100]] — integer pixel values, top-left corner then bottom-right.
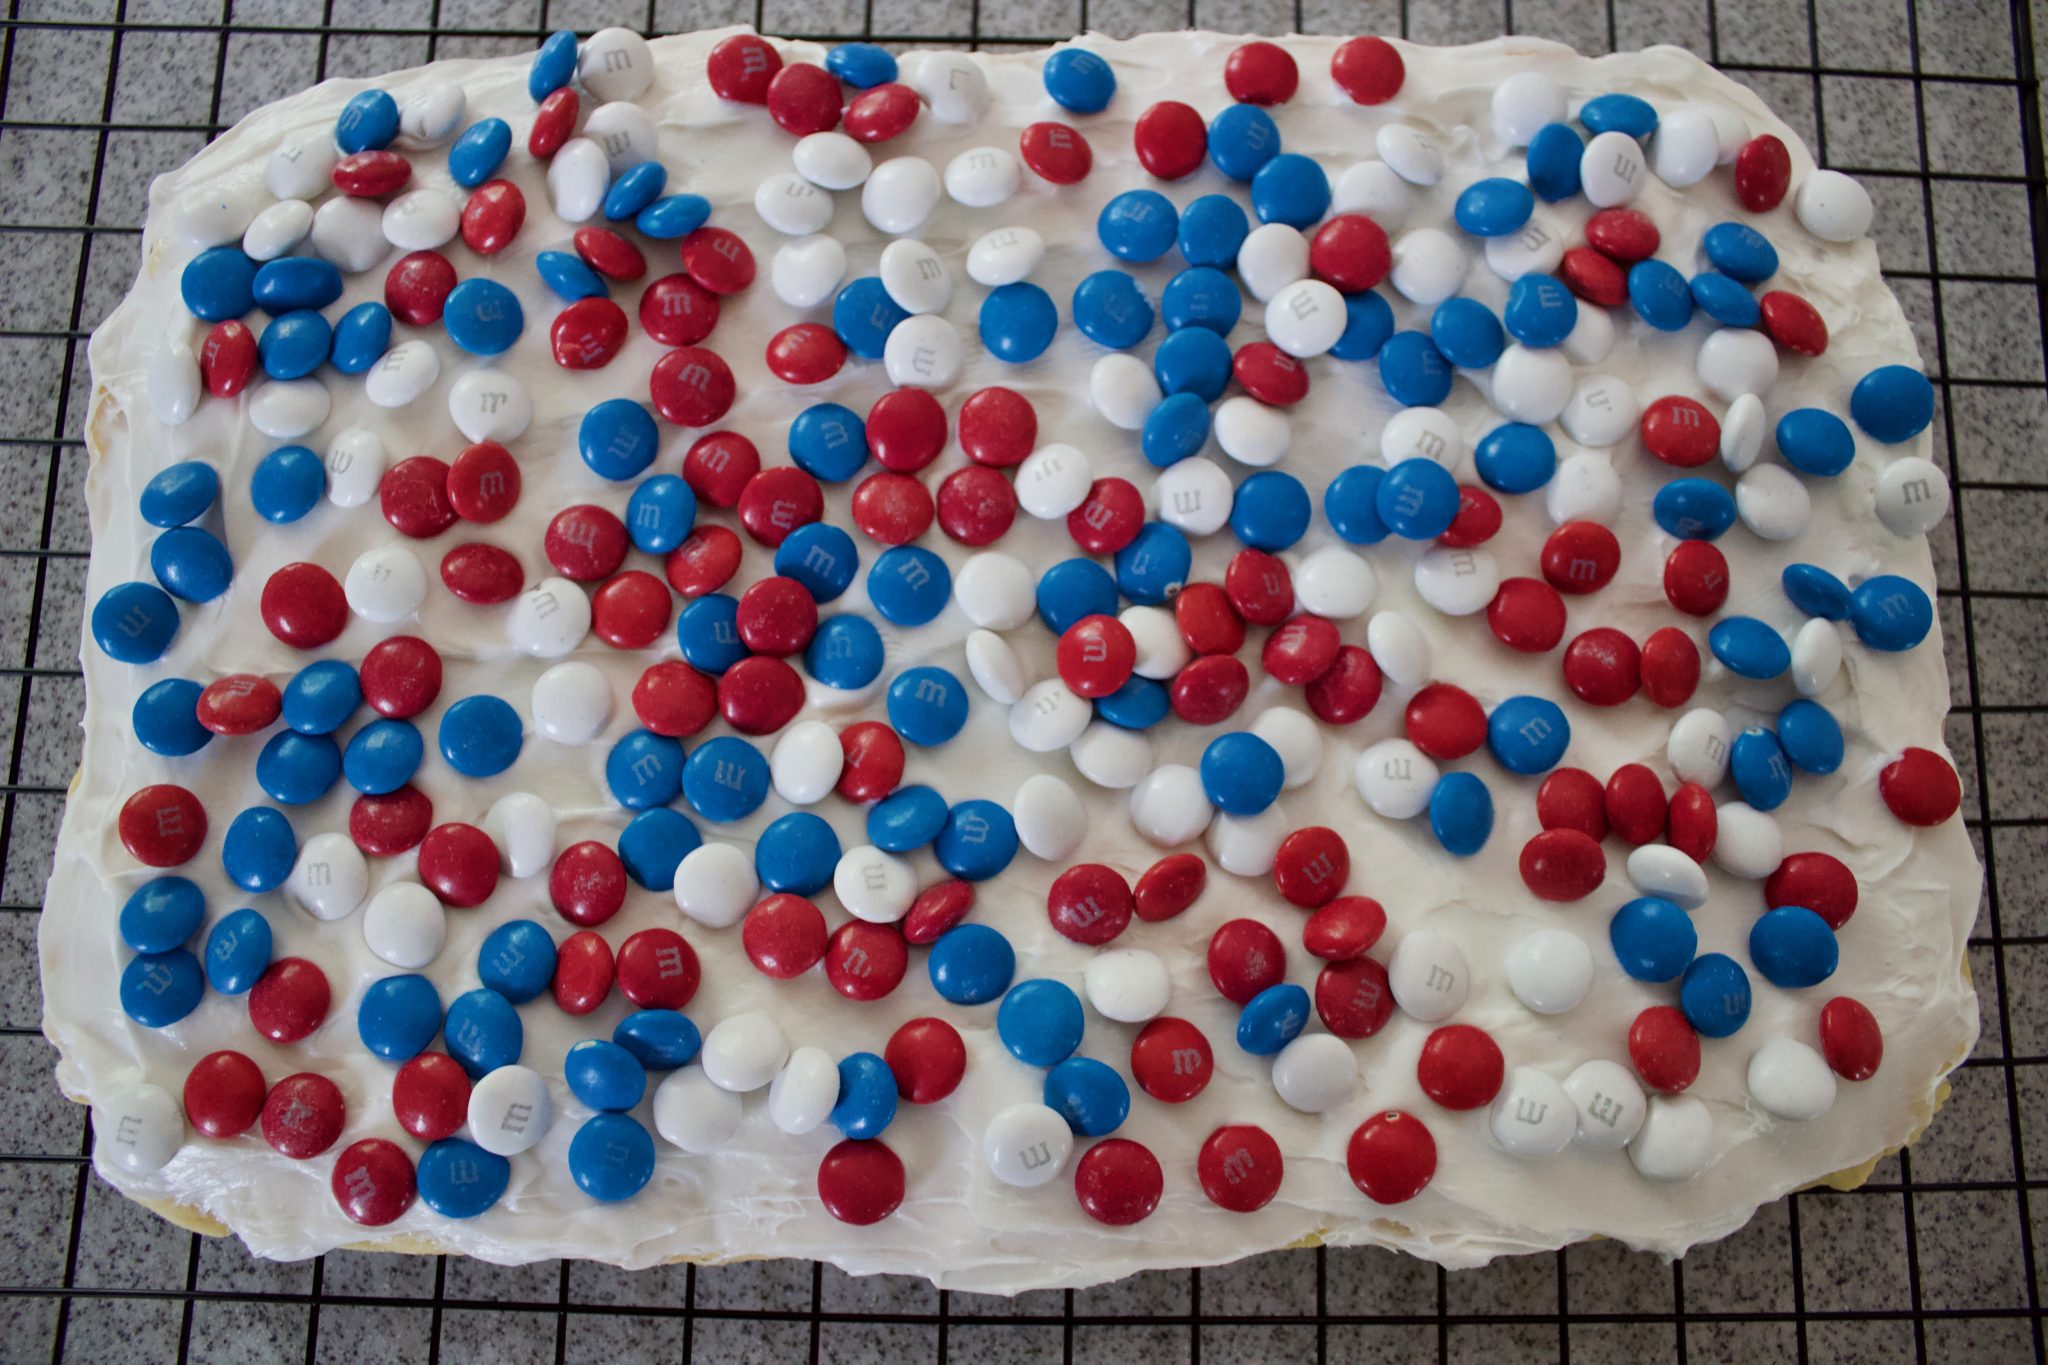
[[0, 0, 2042, 1360]]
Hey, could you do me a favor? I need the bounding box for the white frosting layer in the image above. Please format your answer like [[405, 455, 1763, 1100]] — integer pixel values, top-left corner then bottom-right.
[[51, 25, 1978, 1290]]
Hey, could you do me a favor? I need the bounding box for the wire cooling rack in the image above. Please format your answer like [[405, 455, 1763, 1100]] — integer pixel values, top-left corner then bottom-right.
[[0, 0, 2042, 1360]]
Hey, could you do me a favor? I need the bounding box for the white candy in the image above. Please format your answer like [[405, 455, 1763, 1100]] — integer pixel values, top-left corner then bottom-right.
[[673, 842, 757, 930], [1366, 611, 1432, 687], [1264, 278, 1348, 358], [770, 720, 844, 805], [1083, 948, 1171, 1023], [447, 368, 531, 444], [1736, 463, 1811, 541], [1697, 327, 1779, 402], [754, 171, 834, 236], [1484, 213, 1566, 281], [1505, 929, 1593, 1014], [1708, 104, 1749, 162], [1355, 739, 1439, 819], [1628, 1095, 1714, 1181], [1565, 1059, 1647, 1152], [1493, 71, 1566, 145], [699, 1012, 790, 1093], [879, 238, 951, 315], [1387, 929, 1470, 1022], [1489, 1067, 1576, 1158], [794, 131, 872, 190], [1015, 773, 1086, 860], [861, 156, 941, 234], [906, 51, 990, 125], [771, 235, 847, 308], [1070, 722, 1154, 789], [1375, 124, 1444, 185], [93, 1081, 183, 1176], [965, 629, 1028, 704], [1414, 546, 1501, 617], [653, 1067, 742, 1154], [1207, 806, 1289, 877], [1236, 223, 1310, 302], [966, 224, 1042, 285], [1546, 453, 1622, 526], [467, 1065, 552, 1156], [1294, 545, 1377, 620], [944, 145, 1020, 206], [381, 188, 460, 250], [1250, 707, 1320, 789], [508, 577, 591, 659], [1010, 679, 1091, 752], [1490, 344, 1573, 424], [1651, 108, 1720, 187], [1331, 160, 1411, 228], [345, 543, 427, 622], [883, 313, 963, 390], [1388, 228, 1467, 306], [1153, 457, 1233, 536], [361, 881, 446, 968], [1748, 1038, 1837, 1120], [1560, 303, 1615, 365], [1579, 130, 1646, 207], [1090, 353, 1160, 430], [769, 1047, 840, 1135], [1123, 605, 1191, 679], [579, 27, 654, 101], [1627, 844, 1710, 910], [984, 1102, 1074, 1187], [146, 343, 199, 426], [1667, 708, 1731, 787], [1380, 405, 1464, 470], [310, 196, 385, 272], [1875, 457, 1951, 537], [1559, 373, 1640, 447], [546, 138, 610, 222], [1015, 443, 1093, 518], [953, 552, 1035, 630], [1792, 617, 1843, 698], [1129, 764, 1213, 846], [267, 134, 337, 200], [326, 428, 385, 510], [172, 184, 260, 248], [247, 378, 330, 439], [364, 339, 440, 409], [1796, 169, 1874, 243], [530, 660, 610, 744], [582, 102, 658, 175], [1713, 802, 1783, 880], [1214, 395, 1290, 466], [482, 792, 554, 878], [288, 831, 369, 922], [242, 198, 314, 261], [1720, 392, 1767, 472], [834, 845, 916, 923], [1272, 1033, 1358, 1113], [396, 83, 465, 149]]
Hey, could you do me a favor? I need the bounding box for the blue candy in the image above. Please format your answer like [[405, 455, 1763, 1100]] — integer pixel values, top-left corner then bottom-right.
[[222, 806, 295, 892], [1043, 47, 1115, 113], [935, 799, 1018, 881], [329, 85, 398, 151], [1098, 189, 1179, 261], [836, 276, 910, 358], [1330, 291, 1396, 361], [1141, 391, 1211, 467], [1376, 457, 1461, 539], [1097, 675, 1170, 730], [978, 281, 1059, 362], [92, 581, 179, 663], [1208, 103, 1281, 180], [344, 718, 424, 795], [204, 907, 271, 995], [755, 811, 840, 895], [1178, 194, 1250, 268], [613, 1010, 701, 1070], [329, 302, 392, 373], [1652, 477, 1738, 540], [1526, 123, 1585, 201], [684, 737, 769, 821], [1230, 471, 1310, 551], [1427, 771, 1494, 856], [120, 876, 204, 953], [606, 728, 686, 809], [1038, 558, 1120, 634], [120, 949, 204, 1028], [149, 526, 232, 602], [134, 678, 211, 757], [1199, 729, 1286, 815], [1236, 983, 1310, 1056], [826, 40, 898, 88], [180, 247, 257, 321], [258, 310, 331, 380], [1708, 616, 1792, 679], [140, 460, 219, 527], [1486, 695, 1571, 774], [1700, 222, 1778, 282], [928, 923, 1017, 1005], [997, 978, 1085, 1067], [1849, 364, 1935, 443], [1678, 953, 1752, 1038], [442, 278, 524, 355], [444, 987, 522, 1078], [564, 1039, 647, 1112], [1778, 699, 1844, 775], [478, 920, 558, 1004], [1579, 92, 1657, 138], [1775, 408, 1856, 477], [1609, 896, 1697, 982], [1072, 270, 1153, 349], [1628, 259, 1694, 331], [1454, 177, 1535, 236], [282, 659, 360, 735], [255, 730, 341, 805], [1430, 297, 1506, 369], [417, 1139, 510, 1219], [1850, 574, 1933, 652], [1325, 465, 1390, 544], [868, 785, 950, 853], [1750, 906, 1839, 989], [867, 545, 951, 626], [437, 695, 522, 779], [1154, 326, 1233, 400], [568, 1113, 655, 1202], [1689, 271, 1760, 327], [449, 117, 513, 187], [636, 193, 713, 240], [1782, 562, 1852, 620], [788, 402, 868, 482], [250, 444, 325, 523], [1729, 726, 1794, 810], [603, 161, 668, 221], [775, 522, 857, 601], [1502, 273, 1578, 348], [831, 1052, 899, 1140], [358, 974, 444, 1061], [1114, 521, 1192, 604], [1376, 330, 1453, 406], [627, 474, 697, 554], [888, 666, 969, 746], [536, 249, 610, 302], [619, 808, 700, 891], [1044, 1056, 1130, 1136], [1160, 266, 1243, 335], [805, 614, 885, 691], [1250, 152, 1330, 227], [529, 28, 579, 100], [677, 593, 747, 673], [1475, 423, 1557, 494], [252, 256, 342, 313]]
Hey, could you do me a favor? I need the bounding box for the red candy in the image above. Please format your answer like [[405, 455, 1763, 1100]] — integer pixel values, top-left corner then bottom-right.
[[591, 571, 672, 649], [818, 1139, 905, 1225], [119, 784, 207, 867], [1310, 214, 1396, 293], [737, 466, 823, 547], [1604, 764, 1668, 846], [440, 544, 523, 604], [184, 1050, 265, 1138], [380, 455, 457, 539], [260, 562, 348, 648], [1347, 1110, 1435, 1204], [1485, 577, 1567, 653], [418, 823, 498, 908], [446, 441, 520, 524], [933, 466, 1013, 546], [1537, 768, 1609, 841], [551, 841, 626, 927], [1519, 829, 1606, 901], [902, 880, 974, 945], [766, 62, 841, 136], [1225, 40, 1299, 105], [550, 297, 629, 369], [1262, 614, 1340, 685], [331, 149, 409, 197], [867, 388, 946, 472], [552, 930, 615, 1015], [1198, 1125, 1284, 1213], [844, 82, 920, 143], [706, 32, 781, 103], [1734, 134, 1792, 211], [651, 345, 737, 426], [1766, 851, 1859, 929], [683, 431, 758, 507], [1173, 583, 1244, 657], [261, 1072, 345, 1159], [200, 320, 257, 397], [1046, 863, 1135, 946], [744, 893, 830, 979], [679, 227, 755, 295], [331, 1138, 415, 1226], [1232, 341, 1309, 405], [392, 1052, 470, 1142], [836, 721, 905, 802], [1330, 35, 1404, 105], [1404, 682, 1486, 759], [1561, 245, 1627, 306], [958, 386, 1036, 467], [1020, 121, 1092, 184], [617, 927, 700, 1009], [640, 273, 720, 347], [1132, 100, 1207, 179], [853, 472, 936, 546], [665, 526, 743, 597], [1640, 396, 1721, 467], [827, 920, 908, 1001], [1315, 956, 1395, 1039], [1879, 747, 1962, 826], [1067, 477, 1144, 554], [884, 1017, 966, 1104], [1224, 549, 1293, 625], [573, 226, 644, 281], [1208, 918, 1285, 1005], [1760, 290, 1828, 356], [384, 250, 456, 325], [1541, 521, 1621, 594], [1663, 540, 1730, 616], [1057, 614, 1137, 698], [460, 179, 524, 254], [196, 674, 281, 736], [248, 957, 329, 1044], [1303, 895, 1387, 961], [545, 504, 628, 581], [1667, 782, 1718, 863], [1629, 1005, 1701, 1092], [1134, 853, 1205, 922], [1131, 1016, 1213, 1102], [765, 322, 847, 385], [1171, 654, 1250, 725], [1640, 626, 1701, 708], [360, 636, 442, 718], [1073, 1139, 1163, 1226], [528, 88, 578, 158], [735, 576, 818, 656], [1439, 485, 1502, 548], [1584, 207, 1660, 262], [1820, 997, 1883, 1081], [1416, 1024, 1503, 1110], [1303, 645, 1382, 724], [1562, 627, 1641, 706], [349, 786, 432, 856], [1272, 826, 1349, 908]]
